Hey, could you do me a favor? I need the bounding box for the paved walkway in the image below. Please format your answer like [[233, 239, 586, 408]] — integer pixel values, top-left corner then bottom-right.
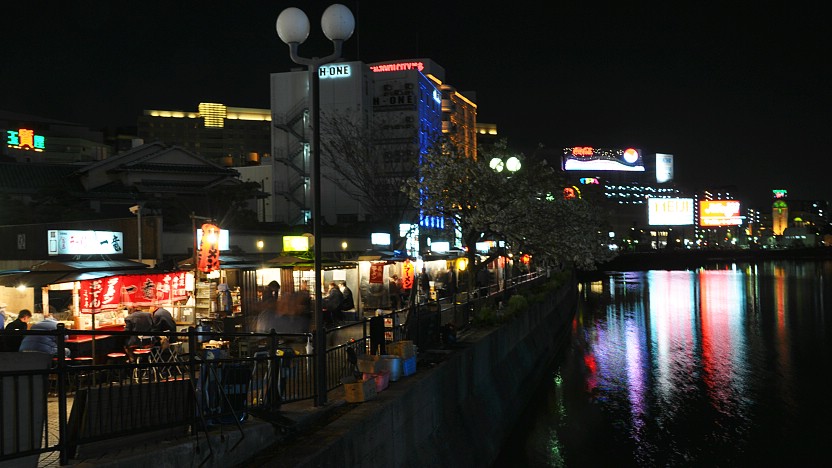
[[37, 383, 353, 467]]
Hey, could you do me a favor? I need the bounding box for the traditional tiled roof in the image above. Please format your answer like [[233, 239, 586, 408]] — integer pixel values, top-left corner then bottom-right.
[[0, 163, 84, 195]]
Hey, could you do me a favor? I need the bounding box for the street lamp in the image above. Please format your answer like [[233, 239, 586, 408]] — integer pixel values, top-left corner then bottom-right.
[[489, 156, 521, 292], [276, 4, 354, 406], [129, 204, 142, 262], [489, 156, 521, 174]]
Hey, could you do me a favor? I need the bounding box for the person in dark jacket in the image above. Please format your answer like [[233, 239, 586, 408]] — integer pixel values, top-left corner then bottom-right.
[[323, 282, 344, 326], [151, 307, 176, 333], [2, 309, 31, 352], [151, 307, 179, 375], [123, 308, 153, 362], [19, 312, 69, 357], [339, 281, 355, 312]]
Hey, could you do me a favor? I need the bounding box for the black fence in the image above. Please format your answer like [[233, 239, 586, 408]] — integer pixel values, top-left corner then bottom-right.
[[0, 270, 544, 466]]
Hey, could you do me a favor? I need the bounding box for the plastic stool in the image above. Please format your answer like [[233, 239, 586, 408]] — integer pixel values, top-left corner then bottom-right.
[[132, 348, 154, 382], [72, 356, 95, 389], [49, 357, 72, 395], [106, 352, 128, 383]]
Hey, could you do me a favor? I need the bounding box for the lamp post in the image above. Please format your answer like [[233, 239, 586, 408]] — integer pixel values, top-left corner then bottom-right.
[[489, 157, 521, 294], [276, 4, 354, 406], [129, 204, 143, 262]]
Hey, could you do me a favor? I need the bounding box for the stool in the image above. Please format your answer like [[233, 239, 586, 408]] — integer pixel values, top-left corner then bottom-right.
[[72, 356, 95, 389], [106, 352, 129, 383], [49, 357, 72, 395], [132, 348, 154, 383]]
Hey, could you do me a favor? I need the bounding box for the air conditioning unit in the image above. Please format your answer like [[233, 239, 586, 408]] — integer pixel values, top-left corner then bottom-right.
[[405, 116, 414, 123], [383, 84, 393, 91], [405, 83, 414, 89]]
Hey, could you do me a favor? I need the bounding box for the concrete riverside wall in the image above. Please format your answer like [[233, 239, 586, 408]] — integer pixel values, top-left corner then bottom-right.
[[277, 278, 578, 467]]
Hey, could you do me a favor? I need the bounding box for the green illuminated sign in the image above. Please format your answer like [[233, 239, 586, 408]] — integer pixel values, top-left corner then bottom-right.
[[6, 128, 46, 151]]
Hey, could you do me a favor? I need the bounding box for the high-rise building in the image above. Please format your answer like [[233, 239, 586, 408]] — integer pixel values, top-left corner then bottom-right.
[[136, 103, 271, 166], [256, 58, 474, 230]]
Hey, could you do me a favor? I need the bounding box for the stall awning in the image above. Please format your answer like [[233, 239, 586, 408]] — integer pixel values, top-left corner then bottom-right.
[[0, 271, 69, 288], [177, 254, 264, 271], [266, 252, 356, 270], [0, 260, 154, 288], [354, 249, 408, 262]]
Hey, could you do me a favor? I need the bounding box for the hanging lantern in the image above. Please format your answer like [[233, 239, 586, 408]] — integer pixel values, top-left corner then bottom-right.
[[401, 259, 415, 290], [197, 223, 221, 273]]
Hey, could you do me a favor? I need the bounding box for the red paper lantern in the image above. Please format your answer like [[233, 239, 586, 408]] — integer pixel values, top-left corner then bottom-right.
[[401, 259, 415, 290], [198, 223, 221, 273]]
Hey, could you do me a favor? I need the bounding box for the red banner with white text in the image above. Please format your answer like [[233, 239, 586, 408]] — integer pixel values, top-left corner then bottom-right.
[[369, 263, 385, 284], [78, 271, 190, 313]]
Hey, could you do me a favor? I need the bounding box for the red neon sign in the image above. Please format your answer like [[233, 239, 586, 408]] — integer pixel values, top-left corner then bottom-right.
[[572, 146, 593, 156], [370, 61, 425, 73]]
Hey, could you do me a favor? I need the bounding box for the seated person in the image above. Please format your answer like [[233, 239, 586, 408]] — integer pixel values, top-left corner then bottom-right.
[[151, 307, 179, 376], [19, 310, 70, 357], [123, 308, 153, 362], [2, 309, 31, 352], [152, 307, 177, 333], [339, 281, 355, 312], [323, 282, 344, 326], [151, 307, 178, 347]]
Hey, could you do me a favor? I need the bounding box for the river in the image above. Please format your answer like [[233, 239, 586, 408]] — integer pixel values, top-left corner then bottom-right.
[[494, 260, 832, 467]]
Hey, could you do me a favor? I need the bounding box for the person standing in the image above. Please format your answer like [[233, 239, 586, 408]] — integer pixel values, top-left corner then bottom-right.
[[389, 275, 401, 309], [2, 309, 31, 351]]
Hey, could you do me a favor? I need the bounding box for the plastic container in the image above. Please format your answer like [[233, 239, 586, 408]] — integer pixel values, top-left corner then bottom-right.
[[379, 355, 402, 381], [363, 370, 390, 392], [402, 356, 416, 376]]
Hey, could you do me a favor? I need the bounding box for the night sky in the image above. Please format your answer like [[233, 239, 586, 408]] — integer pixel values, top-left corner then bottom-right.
[[2, 2, 829, 208]]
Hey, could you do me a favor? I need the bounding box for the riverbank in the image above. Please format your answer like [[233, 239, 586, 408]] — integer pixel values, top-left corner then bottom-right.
[[592, 247, 832, 273], [245, 277, 578, 467]]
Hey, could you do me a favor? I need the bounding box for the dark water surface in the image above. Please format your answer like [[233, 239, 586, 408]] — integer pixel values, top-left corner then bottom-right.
[[494, 260, 832, 467]]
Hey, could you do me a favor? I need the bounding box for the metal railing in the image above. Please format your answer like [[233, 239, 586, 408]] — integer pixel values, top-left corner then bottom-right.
[[0, 270, 545, 466]]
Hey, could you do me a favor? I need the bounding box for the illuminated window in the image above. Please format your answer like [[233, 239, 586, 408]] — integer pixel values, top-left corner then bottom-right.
[[199, 102, 227, 128]]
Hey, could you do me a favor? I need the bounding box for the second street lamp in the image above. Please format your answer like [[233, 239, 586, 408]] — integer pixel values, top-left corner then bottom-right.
[[276, 4, 355, 407], [489, 156, 521, 295]]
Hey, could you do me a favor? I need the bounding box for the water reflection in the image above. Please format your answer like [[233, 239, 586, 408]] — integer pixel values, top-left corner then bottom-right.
[[495, 261, 832, 467]]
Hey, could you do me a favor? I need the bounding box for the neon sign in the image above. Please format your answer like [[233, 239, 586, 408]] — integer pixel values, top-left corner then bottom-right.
[[370, 61, 425, 73], [563, 186, 581, 199], [579, 177, 600, 184], [648, 198, 694, 226], [7, 128, 45, 151], [699, 200, 742, 227], [318, 64, 351, 79], [563, 147, 645, 172], [47, 230, 123, 255]]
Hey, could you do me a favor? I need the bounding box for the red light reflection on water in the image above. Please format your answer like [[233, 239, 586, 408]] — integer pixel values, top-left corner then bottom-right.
[[698, 269, 745, 410]]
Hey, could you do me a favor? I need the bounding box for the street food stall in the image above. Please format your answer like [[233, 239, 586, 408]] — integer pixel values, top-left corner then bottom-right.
[[0, 259, 182, 361], [353, 250, 412, 313]]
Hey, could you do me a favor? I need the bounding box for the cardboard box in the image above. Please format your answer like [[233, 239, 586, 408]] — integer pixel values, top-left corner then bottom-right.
[[344, 378, 377, 403], [389, 340, 416, 359], [356, 355, 382, 374], [363, 370, 390, 392]]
